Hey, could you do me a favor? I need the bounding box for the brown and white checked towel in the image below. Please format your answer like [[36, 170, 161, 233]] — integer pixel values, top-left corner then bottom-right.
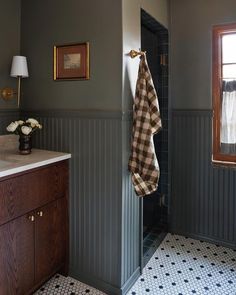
[[128, 54, 162, 197]]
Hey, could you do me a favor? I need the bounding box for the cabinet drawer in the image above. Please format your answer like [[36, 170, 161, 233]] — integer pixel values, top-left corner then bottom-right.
[[0, 161, 68, 226]]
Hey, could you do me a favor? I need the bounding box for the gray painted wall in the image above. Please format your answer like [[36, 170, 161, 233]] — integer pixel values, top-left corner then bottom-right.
[[0, 0, 21, 109], [21, 0, 123, 110], [170, 0, 236, 109], [20, 2, 137, 293], [20, 0, 169, 111], [170, 0, 236, 248], [20, 2, 169, 293], [141, 0, 169, 29]]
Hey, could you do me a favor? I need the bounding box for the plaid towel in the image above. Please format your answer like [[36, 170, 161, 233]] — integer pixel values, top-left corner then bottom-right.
[[128, 55, 162, 197]]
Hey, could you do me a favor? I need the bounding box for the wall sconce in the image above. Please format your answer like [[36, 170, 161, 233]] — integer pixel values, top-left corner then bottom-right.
[[0, 56, 29, 107]]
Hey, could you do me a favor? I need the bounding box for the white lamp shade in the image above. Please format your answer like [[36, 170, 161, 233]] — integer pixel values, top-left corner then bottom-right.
[[10, 56, 29, 78]]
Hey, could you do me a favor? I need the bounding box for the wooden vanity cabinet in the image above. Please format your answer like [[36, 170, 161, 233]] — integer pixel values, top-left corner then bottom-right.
[[35, 197, 67, 284], [0, 212, 35, 295], [0, 160, 69, 295]]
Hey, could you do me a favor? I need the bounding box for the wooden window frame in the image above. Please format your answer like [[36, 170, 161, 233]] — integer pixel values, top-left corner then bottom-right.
[[212, 23, 236, 165]]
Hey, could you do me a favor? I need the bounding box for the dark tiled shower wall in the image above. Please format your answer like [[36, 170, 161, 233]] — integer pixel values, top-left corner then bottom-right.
[[156, 29, 169, 205], [141, 13, 169, 206]]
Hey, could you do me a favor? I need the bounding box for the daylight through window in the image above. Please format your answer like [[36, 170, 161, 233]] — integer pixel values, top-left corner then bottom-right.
[[212, 24, 236, 164]]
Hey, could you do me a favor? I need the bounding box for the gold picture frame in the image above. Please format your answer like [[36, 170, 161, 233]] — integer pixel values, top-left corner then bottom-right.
[[53, 42, 90, 80]]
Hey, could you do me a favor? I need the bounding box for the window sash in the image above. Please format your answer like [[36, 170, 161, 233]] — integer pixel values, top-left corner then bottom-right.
[[212, 23, 236, 165]]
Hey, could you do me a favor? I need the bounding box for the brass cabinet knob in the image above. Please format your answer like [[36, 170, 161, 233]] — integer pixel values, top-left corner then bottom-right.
[[37, 211, 43, 217], [28, 215, 35, 222]]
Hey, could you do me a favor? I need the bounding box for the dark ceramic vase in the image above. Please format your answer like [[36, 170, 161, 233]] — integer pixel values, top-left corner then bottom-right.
[[19, 135, 32, 155]]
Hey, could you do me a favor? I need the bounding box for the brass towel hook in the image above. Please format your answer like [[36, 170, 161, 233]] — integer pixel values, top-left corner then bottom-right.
[[129, 50, 146, 58]]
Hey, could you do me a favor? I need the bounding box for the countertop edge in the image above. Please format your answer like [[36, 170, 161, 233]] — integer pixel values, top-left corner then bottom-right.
[[0, 153, 71, 178]]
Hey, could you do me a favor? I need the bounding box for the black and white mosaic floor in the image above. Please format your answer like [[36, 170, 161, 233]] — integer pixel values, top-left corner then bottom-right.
[[34, 274, 106, 295], [35, 233, 236, 295], [128, 233, 236, 295]]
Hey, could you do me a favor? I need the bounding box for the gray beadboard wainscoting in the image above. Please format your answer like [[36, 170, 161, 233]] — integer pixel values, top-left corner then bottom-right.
[[22, 109, 140, 295], [0, 109, 20, 135], [171, 109, 236, 249], [2, 107, 235, 293], [121, 118, 140, 291]]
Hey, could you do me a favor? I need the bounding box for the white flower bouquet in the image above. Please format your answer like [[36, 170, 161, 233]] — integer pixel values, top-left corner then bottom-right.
[[6, 118, 42, 136]]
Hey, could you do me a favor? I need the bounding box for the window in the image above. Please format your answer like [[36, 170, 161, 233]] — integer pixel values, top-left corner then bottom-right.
[[212, 23, 236, 165]]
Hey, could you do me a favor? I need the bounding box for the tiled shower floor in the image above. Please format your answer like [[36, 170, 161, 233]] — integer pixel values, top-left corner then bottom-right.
[[143, 227, 167, 267], [35, 233, 236, 295]]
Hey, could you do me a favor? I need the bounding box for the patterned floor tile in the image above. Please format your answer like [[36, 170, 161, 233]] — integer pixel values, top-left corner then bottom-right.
[[127, 233, 236, 295], [34, 274, 106, 295], [35, 233, 236, 295]]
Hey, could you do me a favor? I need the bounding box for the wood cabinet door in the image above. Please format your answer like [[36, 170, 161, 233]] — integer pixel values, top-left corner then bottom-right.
[[35, 198, 67, 283], [0, 214, 35, 295]]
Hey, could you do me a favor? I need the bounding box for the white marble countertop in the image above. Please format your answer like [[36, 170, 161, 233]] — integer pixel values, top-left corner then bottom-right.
[[0, 135, 71, 178]]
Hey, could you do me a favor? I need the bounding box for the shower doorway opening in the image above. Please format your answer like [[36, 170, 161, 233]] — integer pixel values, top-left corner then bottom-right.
[[140, 9, 169, 268]]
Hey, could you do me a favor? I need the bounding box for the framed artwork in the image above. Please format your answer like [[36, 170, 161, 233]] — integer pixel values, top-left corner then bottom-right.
[[53, 42, 89, 80]]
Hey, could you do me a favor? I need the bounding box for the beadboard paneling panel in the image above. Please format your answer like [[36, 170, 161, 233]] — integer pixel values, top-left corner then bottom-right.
[[22, 109, 139, 295], [171, 110, 236, 248], [121, 118, 140, 291], [0, 109, 20, 135]]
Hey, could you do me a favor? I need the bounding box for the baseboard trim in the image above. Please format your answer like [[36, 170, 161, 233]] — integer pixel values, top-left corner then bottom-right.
[[69, 268, 121, 295], [170, 228, 236, 250], [121, 267, 140, 294], [69, 267, 140, 295]]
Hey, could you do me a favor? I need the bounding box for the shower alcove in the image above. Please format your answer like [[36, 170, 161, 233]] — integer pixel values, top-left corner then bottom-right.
[[140, 9, 169, 268]]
